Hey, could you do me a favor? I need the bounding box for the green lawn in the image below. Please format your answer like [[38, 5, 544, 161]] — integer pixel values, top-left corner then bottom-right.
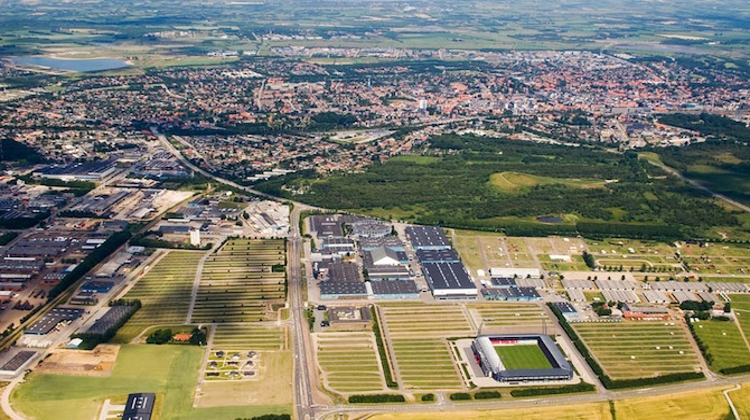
[[494, 344, 552, 370], [691, 319, 750, 373], [12, 345, 290, 420]]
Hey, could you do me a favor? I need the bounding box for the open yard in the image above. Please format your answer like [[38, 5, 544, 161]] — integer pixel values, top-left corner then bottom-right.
[[691, 318, 750, 373], [193, 239, 285, 323], [314, 332, 385, 394], [494, 344, 552, 370], [573, 321, 701, 380], [11, 344, 290, 420], [380, 304, 474, 390], [117, 251, 203, 336]]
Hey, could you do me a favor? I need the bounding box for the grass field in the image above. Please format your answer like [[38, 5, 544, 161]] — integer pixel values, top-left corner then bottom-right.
[[212, 324, 287, 351], [494, 344, 552, 370], [488, 171, 606, 193], [12, 345, 290, 420], [468, 303, 550, 334], [573, 321, 701, 380], [369, 402, 612, 420], [315, 332, 385, 394], [380, 304, 474, 390], [731, 382, 750, 420], [193, 239, 285, 323], [613, 386, 732, 420], [118, 251, 203, 334], [690, 319, 750, 373], [730, 294, 750, 341]]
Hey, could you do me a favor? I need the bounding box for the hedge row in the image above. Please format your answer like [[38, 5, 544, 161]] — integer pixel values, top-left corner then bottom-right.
[[348, 394, 405, 403], [685, 314, 713, 365], [549, 303, 704, 389], [449, 393, 471, 401], [719, 365, 750, 375], [371, 307, 398, 388], [48, 231, 132, 300], [474, 391, 502, 400], [510, 382, 596, 397]]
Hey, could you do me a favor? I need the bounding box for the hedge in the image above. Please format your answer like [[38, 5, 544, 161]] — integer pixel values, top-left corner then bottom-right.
[[348, 394, 405, 403], [510, 382, 595, 397], [371, 307, 398, 388], [719, 365, 750, 375], [449, 393, 472, 401], [420, 394, 435, 402], [474, 391, 502, 400]]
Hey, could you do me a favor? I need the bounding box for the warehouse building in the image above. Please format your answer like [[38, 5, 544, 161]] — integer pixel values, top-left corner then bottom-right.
[[405, 226, 451, 250], [422, 262, 477, 299]]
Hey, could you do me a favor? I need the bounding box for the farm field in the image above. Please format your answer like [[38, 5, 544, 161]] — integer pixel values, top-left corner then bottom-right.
[[691, 318, 750, 373], [573, 321, 701, 380], [119, 251, 203, 330], [380, 304, 474, 390], [613, 386, 732, 420], [468, 303, 550, 334], [494, 344, 552, 370], [193, 239, 285, 323], [369, 402, 612, 420], [11, 345, 290, 420], [314, 332, 385, 394], [212, 324, 287, 351]]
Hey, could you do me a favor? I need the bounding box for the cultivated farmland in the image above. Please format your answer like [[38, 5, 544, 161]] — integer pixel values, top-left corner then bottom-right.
[[573, 321, 701, 380], [380, 304, 473, 390], [690, 319, 750, 373], [468, 303, 550, 334], [192, 239, 285, 323], [121, 251, 203, 328], [315, 332, 385, 394]]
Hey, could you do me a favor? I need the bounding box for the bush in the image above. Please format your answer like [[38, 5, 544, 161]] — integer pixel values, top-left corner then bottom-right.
[[146, 329, 173, 345], [348, 394, 405, 403], [420, 394, 435, 402], [449, 393, 472, 401], [474, 391, 502, 400], [511, 383, 596, 397]]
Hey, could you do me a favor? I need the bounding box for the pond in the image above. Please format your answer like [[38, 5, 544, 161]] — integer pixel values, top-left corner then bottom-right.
[[11, 56, 129, 72]]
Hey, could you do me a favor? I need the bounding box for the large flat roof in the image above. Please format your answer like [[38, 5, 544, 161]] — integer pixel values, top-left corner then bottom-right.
[[422, 262, 476, 291], [416, 249, 460, 263], [405, 226, 450, 249], [25, 307, 85, 335]]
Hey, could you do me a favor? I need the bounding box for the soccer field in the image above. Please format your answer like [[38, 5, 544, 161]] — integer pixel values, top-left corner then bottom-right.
[[494, 344, 552, 370]]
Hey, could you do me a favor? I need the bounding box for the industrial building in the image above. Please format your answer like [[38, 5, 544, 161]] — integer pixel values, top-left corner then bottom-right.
[[416, 249, 460, 264], [368, 280, 420, 299], [25, 307, 85, 335], [405, 226, 451, 250], [422, 262, 477, 299], [34, 159, 117, 181], [482, 287, 541, 301], [123, 393, 155, 420], [472, 334, 573, 383]]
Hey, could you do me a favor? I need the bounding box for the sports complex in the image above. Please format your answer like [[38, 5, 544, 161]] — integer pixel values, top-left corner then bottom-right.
[[471, 334, 573, 382]]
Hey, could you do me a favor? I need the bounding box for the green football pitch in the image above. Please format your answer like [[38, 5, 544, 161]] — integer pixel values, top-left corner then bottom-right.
[[494, 344, 553, 370]]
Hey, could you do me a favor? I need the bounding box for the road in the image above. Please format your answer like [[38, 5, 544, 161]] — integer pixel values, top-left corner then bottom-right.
[[645, 159, 750, 213], [154, 127, 320, 420]]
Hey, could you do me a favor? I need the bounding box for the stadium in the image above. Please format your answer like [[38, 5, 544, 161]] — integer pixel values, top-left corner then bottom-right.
[[471, 334, 573, 382]]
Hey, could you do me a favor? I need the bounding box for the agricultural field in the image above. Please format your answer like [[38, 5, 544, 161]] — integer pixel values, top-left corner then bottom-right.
[[573, 321, 701, 380], [212, 324, 287, 351], [192, 239, 285, 323], [613, 386, 733, 420], [119, 251, 203, 333], [380, 304, 474, 390], [314, 332, 385, 394], [690, 319, 750, 373], [468, 303, 551, 335], [494, 345, 552, 370], [11, 345, 290, 420]]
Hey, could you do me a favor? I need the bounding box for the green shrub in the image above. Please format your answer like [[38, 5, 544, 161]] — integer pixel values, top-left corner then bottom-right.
[[449, 393, 472, 401], [474, 391, 502, 400], [348, 394, 405, 403]]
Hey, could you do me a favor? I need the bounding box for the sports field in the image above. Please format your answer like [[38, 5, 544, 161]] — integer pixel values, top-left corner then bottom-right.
[[117, 251, 203, 338], [315, 332, 385, 394], [193, 239, 285, 323], [380, 304, 474, 390], [573, 321, 701, 380], [690, 319, 750, 372], [494, 344, 552, 370], [11, 345, 290, 420]]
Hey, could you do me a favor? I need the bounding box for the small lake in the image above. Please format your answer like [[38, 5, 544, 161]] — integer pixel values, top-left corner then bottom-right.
[[11, 56, 129, 72], [537, 216, 564, 224]]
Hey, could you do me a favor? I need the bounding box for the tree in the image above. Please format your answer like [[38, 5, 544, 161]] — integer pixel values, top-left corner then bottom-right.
[[146, 329, 173, 345]]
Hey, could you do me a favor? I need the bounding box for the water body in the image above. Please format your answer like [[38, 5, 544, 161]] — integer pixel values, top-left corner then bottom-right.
[[537, 216, 564, 224], [11, 56, 129, 72]]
